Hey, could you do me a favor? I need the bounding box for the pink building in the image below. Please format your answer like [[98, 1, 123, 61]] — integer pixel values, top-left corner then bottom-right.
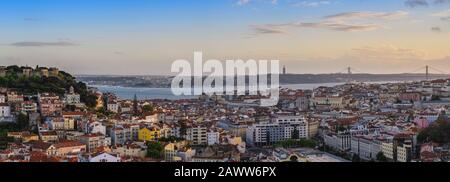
[[399, 92, 422, 102], [414, 118, 429, 129]]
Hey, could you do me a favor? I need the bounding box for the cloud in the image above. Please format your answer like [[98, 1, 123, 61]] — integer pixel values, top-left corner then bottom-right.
[[250, 25, 288, 34], [237, 0, 251, 5], [291, 22, 380, 32], [237, 0, 279, 6], [404, 0, 429, 7], [250, 10, 407, 35], [431, 26, 442, 32], [292, 1, 331, 7], [325, 11, 409, 21], [431, 8, 450, 21], [441, 17, 450, 21], [434, 0, 450, 4], [250, 21, 380, 36], [431, 8, 450, 17], [9, 41, 77, 47], [404, 0, 450, 7], [350, 44, 427, 60]]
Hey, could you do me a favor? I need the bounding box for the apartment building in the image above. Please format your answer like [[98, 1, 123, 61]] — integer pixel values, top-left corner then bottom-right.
[[79, 133, 106, 152], [186, 126, 207, 146], [324, 132, 352, 151], [246, 115, 308, 146]]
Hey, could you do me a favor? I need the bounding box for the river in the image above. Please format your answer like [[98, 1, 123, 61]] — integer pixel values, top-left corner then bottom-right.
[[92, 81, 401, 100]]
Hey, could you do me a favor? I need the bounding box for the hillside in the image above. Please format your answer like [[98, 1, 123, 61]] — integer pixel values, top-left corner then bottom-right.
[[0, 65, 97, 108]]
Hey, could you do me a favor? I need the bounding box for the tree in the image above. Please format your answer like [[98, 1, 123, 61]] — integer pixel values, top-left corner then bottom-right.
[[0, 66, 97, 108], [96, 107, 113, 117], [17, 113, 30, 130], [336, 125, 347, 132], [431, 95, 441, 101], [66, 105, 76, 111], [376, 152, 388, 162], [417, 119, 450, 144], [146, 141, 164, 159], [299, 139, 316, 148], [133, 94, 139, 116], [159, 136, 182, 142], [352, 154, 361, 162], [142, 104, 154, 113], [274, 139, 317, 148]]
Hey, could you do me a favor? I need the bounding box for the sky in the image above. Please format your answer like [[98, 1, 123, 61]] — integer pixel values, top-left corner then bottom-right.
[[1, 0, 450, 75]]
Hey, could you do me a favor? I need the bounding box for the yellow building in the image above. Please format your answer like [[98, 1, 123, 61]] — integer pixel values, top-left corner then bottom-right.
[[40, 131, 59, 143], [138, 127, 160, 141], [64, 118, 75, 130], [311, 96, 343, 108], [22, 133, 39, 142], [8, 132, 39, 142]]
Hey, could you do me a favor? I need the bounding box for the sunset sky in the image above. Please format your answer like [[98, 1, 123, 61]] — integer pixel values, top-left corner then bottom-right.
[[1, 0, 450, 75]]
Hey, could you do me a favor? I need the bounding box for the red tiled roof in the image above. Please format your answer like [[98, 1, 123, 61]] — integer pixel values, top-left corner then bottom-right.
[[53, 141, 86, 149]]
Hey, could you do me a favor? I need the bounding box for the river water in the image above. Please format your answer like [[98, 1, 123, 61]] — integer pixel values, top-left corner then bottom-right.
[[92, 81, 399, 100]]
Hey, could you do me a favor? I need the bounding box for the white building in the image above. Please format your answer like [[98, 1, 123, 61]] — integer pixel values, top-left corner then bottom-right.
[[207, 131, 220, 146], [65, 86, 81, 105], [246, 115, 308, 146], [20, 101, 38, 113], [324, 133, 352, 151], [0, 94, 5, 103], [160, 125, 181, 138], [107, 102, 119, 113], [89, 152, 121, 162], [0, 103, 11, 118], [87, 121, 106, 136], [350, 136, 382, 160]]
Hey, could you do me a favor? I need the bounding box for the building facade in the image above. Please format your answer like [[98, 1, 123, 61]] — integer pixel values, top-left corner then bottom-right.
[[246, 115, 308, 146]]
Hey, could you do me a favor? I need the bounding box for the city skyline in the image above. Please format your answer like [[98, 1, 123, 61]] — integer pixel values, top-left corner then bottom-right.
[[1, 0, 450, 75]]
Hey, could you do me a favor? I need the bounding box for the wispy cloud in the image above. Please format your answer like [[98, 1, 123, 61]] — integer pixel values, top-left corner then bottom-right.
[[290, 22, 380, 32], [431, 26, 442, 32], [405, 0, 428, 7], [9, 41, 78, 47], [237, 0, 278, 6], [351, 44, 428, 61], [250, 10, 408, 35], [237, 0, 251, 5], [325, 11, 409, 21], [404, 0, 450, 7], [250, 25, 288, 34], [431, 8, 450, 21], [292, 1, 331, 7], [249, 21, 380, 37], [434, 0, 450, 4]]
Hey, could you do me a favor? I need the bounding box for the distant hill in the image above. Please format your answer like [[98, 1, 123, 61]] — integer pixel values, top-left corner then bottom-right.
[[0, 65, 97, 108], [279, 73, 450, 84], [76, 73, 450, 88]]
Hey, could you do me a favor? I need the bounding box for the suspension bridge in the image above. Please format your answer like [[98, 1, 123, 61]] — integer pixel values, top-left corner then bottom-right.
[[334, 65, 449, 82]]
